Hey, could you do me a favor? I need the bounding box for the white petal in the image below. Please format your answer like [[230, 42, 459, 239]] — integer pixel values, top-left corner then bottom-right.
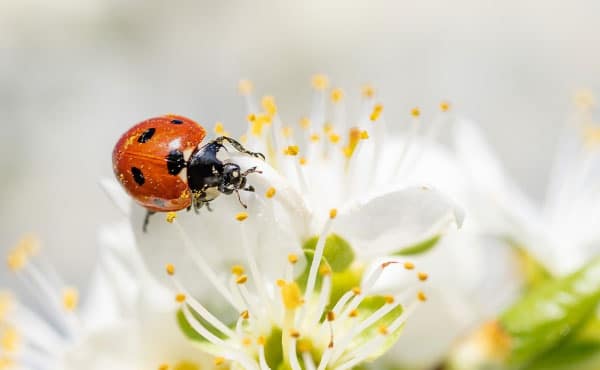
[[99, 178, 131, 216], [335, 186, 464, 257]]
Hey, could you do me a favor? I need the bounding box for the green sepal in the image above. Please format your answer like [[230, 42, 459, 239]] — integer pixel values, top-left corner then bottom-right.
[[500, 256, 600, 367], [393, 235, 440, 256], [303, 233, 355, 272]]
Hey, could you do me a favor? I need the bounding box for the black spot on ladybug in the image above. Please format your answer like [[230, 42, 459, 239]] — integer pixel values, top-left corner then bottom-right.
[[166, 149, 186, 175], [170, 119, 183, 125], [131, 167, 145, 185], [137, 127, 156, 143]]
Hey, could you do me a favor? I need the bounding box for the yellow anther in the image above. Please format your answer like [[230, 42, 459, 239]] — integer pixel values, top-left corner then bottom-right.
[[283, 145, 299, 156], [261, 96, 277, 117], [235, 212, 249, 222], [329, 208, 338, 219], [584, 126, 600, 147], [165, 264, 175, 276], [417, 291, 427, 301], [247, 113, 257, 123], [214, 357, 226, 366], [378, 325, 389, 335], [348, 309, 359, 318], [330, 88, 344, 103], [328, 133, 341, 144], [62, 287, 79, 312], [280, 281, 304, 309], [440, 101, 451, 112], [370, 104, 384, 121], [231, 265, 245, 276], [311, 74, 329, 90], [240, 310, 250, 319], [327, 311, 335, 322], [299, 117, 311, 129], [0, 292, 13, 321], [361, 84, 376, 99], [7, 249, 27, 271], [240, 134, 248, 144], [0, 357, 15, 369], [238, 80, 254, 95], [323, 122, 334, 134], [418, 272, 429, 281], [166, 212, 177, 223], [299, 157, 308, 166], [360, 130, 369, 140], [319, 264, 332, 276], [158, 364, 170, 370], [282, 126, 293, 138], [404, 262, 415, 270], [381, 261, 398, 269], [310, 133, 320, 142], [250, 116, 268, 137], [288, 254, 299, 264], [18, 235, 40, 256], [1, 327, 19, 352], [384, 295, 395, 304], [276, 279, 286, 287], [289, 329, 301, 338], [352, 286, 362, 295], [298, 338, 313, 352], [242, 337, 252, 346], [236, 275, 248, 284], [411, 107, 421, 118], [265, 187, 276, 198], [175, 293, 186, 303], [344, 127, 362, 158], [214, 122, 229, 136], [257, 336, 266, 345]]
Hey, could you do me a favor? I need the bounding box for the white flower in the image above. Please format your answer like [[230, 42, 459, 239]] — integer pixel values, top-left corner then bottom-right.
[[1, 222, 222, 370], [454, 90, 600, 276], [131, 76, 464, 369]]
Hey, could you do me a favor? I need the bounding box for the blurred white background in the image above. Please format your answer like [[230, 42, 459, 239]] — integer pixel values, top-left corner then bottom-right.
[[1, 0, 599, 288]]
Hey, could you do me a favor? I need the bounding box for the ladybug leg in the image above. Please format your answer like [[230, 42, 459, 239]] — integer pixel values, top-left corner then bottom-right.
[[143, 210, 156, 233], [235, 190, 248, 209], [213, 136, 266, 160], [241, 166, 262, 177], [244, 185, 255, 192], [205, 202, 213, 212]]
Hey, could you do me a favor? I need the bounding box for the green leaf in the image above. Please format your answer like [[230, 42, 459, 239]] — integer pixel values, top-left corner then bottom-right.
[[393, 235, 440, 256], [525, 339, 600, 370], [303, 233, 355, 272], [500, 256, 600, 368]]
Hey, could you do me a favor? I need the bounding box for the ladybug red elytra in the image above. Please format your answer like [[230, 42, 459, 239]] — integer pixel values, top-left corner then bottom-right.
[[112, 114, 264, 231]]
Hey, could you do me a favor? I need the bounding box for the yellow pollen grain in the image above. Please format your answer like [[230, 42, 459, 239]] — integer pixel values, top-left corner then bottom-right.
[[276, 279, 286, 287], [360, 130, 369, 140], [418, 272, 429, 281], [299, 117, 311, 129], [175, 293, 186, 303], [289, 329, 301, 338], [330, 88, 344, 103], [404, 261, 415, 270], [235, 212, 249, 222], [323, 122, 334, 134], [62, 287, 79, 312], [158, 364, 169, 370], [384, 295, 395, 304], [299, 157, 308, 166], [348, 309, 359, 318], [311, 74, 329, 90], [298, 338, 312, 352], [417, 291, 427, 302], [319, 264, 332, 276], [231, 265, 245, 276], [242, 337, 252, 346], [310, 133, 320, 142], [282, 126, 293, 138], [352, 286, 362, 295], [370, 104, 384, 122], [280, 281, 304, 309], [327, 311, 336, 322], [288, 254, 299, 264], [166, 264, 175, 276], [240, 310, 250, 319], [411, 107, 421, 118], [361, 84, 375, 99], [257, 336, 266, 346], [214, 122, 229, 136], [247, 113, 256, 123], [166, 212, 177, 223], [214, 357, 226, 366], [1, 327, 19, 353], [238, 80, 254, 95], [440, 101, 451, 112], [328, 133, 341, 144], [378, 325, 389, 335], [251, 119, 265, 137], [261, 96, 277, 117], [329, 208, 338, 219], [265, 187, 276, 198], [283, 145, 299, 156], [236, 275, 248, 284]]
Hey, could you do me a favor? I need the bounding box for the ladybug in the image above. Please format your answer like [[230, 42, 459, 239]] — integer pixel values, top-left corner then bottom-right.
[[112, 114, 264, 231]]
